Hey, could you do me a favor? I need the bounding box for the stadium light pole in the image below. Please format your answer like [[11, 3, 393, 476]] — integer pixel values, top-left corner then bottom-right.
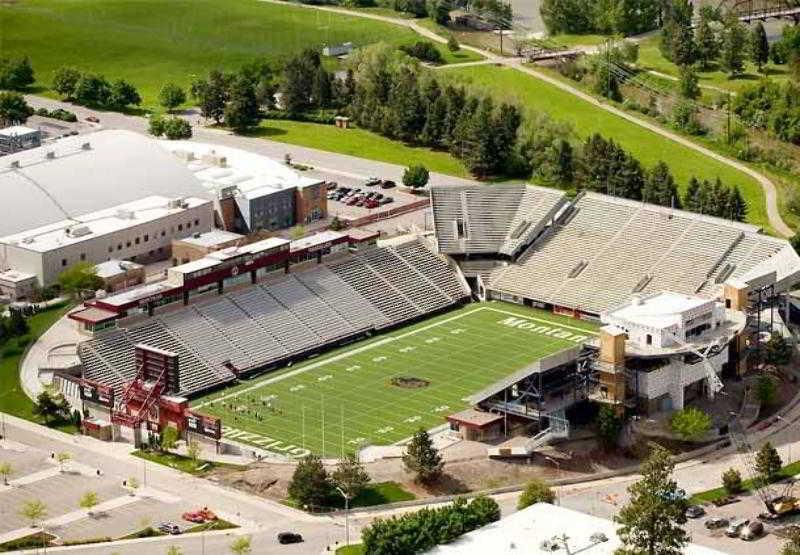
[[335, 486, 352, 546]]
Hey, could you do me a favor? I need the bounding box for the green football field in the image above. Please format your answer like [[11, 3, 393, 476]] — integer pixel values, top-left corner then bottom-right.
[[193, 302, 598, 458]]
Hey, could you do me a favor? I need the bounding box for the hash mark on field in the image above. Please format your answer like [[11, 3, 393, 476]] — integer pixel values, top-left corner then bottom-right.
[[432, 405, 449, 413], [289, 385, 306, 392], [345, 365, 361, 372], [372, 356, 388, 362], [399, 346, 416, 353], [450, 328, 466, 335], [404, 416, 421, 423], [348, 437, 366, 445], [425, 337, 441, 344], [317, 374, 333, 382], [376, 426, 394, 434]]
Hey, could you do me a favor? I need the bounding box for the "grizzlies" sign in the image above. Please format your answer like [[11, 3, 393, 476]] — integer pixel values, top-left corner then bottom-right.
[[222, 426, 311, 458], [498, 316, 590, 343]]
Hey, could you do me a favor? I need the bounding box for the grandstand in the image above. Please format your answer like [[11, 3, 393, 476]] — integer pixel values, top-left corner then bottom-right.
[[430, 185, 567, 257], [78, 240, 469, 397], [428, 189, 800, 316]]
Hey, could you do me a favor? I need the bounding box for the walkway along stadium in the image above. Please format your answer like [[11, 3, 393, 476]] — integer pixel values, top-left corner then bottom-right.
[[50, 180, 800, 460]]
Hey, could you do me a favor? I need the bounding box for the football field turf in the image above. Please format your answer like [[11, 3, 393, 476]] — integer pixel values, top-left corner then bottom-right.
[[193, 302, 598, 458]]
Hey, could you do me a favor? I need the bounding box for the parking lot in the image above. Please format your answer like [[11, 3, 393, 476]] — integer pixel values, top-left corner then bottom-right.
[[0, 438, 209, 547], [325, 177, 429, 223], [685, 490, 800, 554]]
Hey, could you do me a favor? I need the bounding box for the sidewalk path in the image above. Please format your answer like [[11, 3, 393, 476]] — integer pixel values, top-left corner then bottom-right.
[[254, 0, 792, 238]]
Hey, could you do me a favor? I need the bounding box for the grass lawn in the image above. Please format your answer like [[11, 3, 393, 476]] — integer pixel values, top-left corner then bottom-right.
[[348, 481, 415, 508], [194, 302, 597, 458], [0, 302, 74, 430], [0, 0, 424, 109], [439, 64, 770, 231], [336, 545, 365, 555], [249, 119, 470, 177], [690, 460, 800, 504], [131, 449, 242, 477], [637, 35, 790, 95]]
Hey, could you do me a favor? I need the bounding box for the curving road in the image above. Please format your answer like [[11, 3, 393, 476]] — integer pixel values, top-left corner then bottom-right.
[[257, 0, 793, 238]]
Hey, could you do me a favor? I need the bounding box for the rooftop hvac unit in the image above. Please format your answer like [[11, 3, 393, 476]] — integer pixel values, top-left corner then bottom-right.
[[167, 198, 188, 209], [201, 152, 227, 167], [66, 225, 92, 238], [81, 142, 91, 150], [9, 160, 20, 169], [21, 236, 34, 244], [172, 149, 195, 162], [116, 208, 135, 220], [45, 151, 55, 159]]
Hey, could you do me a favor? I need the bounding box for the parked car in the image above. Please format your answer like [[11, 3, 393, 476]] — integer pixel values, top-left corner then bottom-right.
[[158, 522, 181, 535], [365, 177, 381, 186], [704, 516, 729, 529], [740, 521, 764, 541], [277, 532, 303, 544], [86, 116, 100, 123], [686, 505, 705, 519], [725, 518, 749, 537], [379, 197, 394, 205], [365, 199, 379, 209], [326, 181, 338, 190], [381, 180, 396, 189]]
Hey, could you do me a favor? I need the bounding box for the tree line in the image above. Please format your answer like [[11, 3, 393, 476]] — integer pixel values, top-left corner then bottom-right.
[[52, 67, 141, 110], [541, 0, 661, 36]]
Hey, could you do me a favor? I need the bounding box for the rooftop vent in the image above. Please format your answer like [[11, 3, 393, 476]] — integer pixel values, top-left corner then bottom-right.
[[45, 151, 55, 160], [66, 225, 92, 238], [9, 160, 20, 169], [116, 208, 135, 220], [21, 236, 34, 244], [201, 152, 227, 167], [167, 198, 188, 209], [81, 142, 91, 150]]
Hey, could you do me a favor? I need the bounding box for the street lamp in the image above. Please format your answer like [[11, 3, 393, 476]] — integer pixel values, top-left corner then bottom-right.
[[335, 486, 352, 546], [544, 456, 562, 506]]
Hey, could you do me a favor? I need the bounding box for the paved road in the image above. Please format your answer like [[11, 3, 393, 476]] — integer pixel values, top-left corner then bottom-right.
[[252, 0, 793, 238]]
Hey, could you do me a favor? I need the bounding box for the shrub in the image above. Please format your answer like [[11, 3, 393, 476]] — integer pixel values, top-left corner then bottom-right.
[[722, 467, 743, 495], [517, 479, 555, 509], [669, 407, 712, 441], [400, 41, 443, 63]]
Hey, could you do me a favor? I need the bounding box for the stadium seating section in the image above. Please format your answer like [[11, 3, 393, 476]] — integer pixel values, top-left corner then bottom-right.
[[485, 192, 793, 314], [79, 241, 469, 397], [431, 185, 567, 257]]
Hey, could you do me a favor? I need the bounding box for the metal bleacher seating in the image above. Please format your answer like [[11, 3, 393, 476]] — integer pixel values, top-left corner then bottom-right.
[[79, 240, 467, 397], [487, 193, 767, 314]]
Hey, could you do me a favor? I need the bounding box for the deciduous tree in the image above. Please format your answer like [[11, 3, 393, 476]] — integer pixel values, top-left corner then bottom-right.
[[159, 83, 187, 112], [517, 479, 555, 509], [0, 91, 33, 126], [332, 452, 370, 500], [402, 164, 430, 190]]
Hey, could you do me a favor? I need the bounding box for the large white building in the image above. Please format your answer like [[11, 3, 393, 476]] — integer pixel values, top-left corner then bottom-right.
[[0, 195, 213, 286], [427, 503, 725, 554]]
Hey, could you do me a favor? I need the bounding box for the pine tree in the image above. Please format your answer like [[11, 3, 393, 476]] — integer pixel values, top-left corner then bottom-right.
[[755, 442, 783, 483], [726, 185, 748, 221], [684, 176, 701, 211], [311, 66, 332, 109], [403, 429, 443, 485], [553, 139, 574, 184], [288, 454, 333, 508], [678, 65, 701, 100], [720, 11, 747, 77], [749, 22, 770, 73], [644, 161, 679, 207], [615, 444, 689, 555], [695, 13, 718, 70]]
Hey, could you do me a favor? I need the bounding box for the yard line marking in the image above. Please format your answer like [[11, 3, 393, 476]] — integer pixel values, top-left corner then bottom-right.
[[194, 305, 495, 408]]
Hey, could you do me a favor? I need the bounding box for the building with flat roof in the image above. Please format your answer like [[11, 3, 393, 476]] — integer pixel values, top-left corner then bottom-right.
[[0, 130, 210, 238], [171, 229, 245, 265], [0, 195, 214, 286], [0, 126, 41, 154], [94, 260, 145, 293], [0, 269, 38, 302], [160, 141, 327, 233], [426, 503, 725, 554]]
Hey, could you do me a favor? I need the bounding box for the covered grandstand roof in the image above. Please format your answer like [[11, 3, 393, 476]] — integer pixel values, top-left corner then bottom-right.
[[430, 185, 567, 257], [486, 192, 800, 315], [0, 130, 210, 237]]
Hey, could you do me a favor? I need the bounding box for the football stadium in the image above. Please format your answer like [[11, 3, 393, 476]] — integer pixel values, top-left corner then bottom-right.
[[62, 182, 800, 460]]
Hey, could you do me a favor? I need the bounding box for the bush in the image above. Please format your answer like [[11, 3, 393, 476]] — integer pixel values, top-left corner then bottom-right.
[[402, 164, 430, 190], [399, 41, 443, 64], [722, 467, 743, 495], [361, 496, 499, 554], [447, 35, 460, 52], [669, 408, 712, 441], [517, 479, 555, 509]]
